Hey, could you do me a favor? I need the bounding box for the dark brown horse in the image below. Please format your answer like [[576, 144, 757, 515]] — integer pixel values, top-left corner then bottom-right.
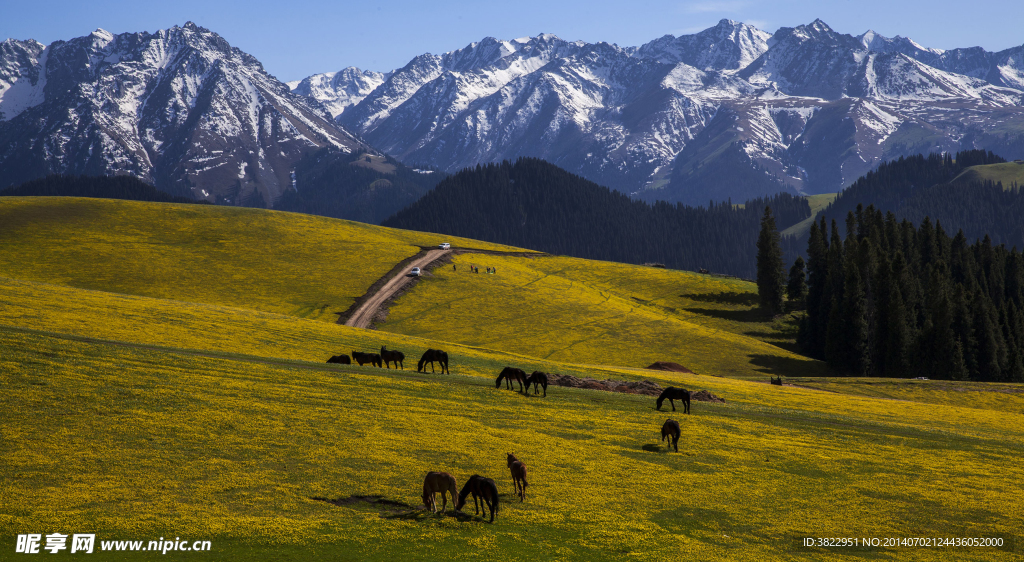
[[455, 475, 499, 523], [380, 346, 405, 369], [506, 453, 528, 501], [495, 367, 527, 392], [661, 419, 681, 452], [326, 354, 350, 364], [351, 351, 382, 367], [656, 387, 690, 414], [422, 471, 458, 514], [417, 349, 449, 373], [525, 371, 548, 396]]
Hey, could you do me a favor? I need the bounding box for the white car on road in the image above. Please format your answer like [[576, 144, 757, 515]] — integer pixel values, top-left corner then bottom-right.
[[409, 267, 421, 277], [439, 243, 451, 250]]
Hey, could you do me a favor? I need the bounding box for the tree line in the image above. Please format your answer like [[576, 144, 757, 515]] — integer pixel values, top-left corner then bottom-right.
[[383, 157, 811, 279], [0, 174, 204, 204], [793, 206, 1024, 381], [815, 150, 1024, 249]]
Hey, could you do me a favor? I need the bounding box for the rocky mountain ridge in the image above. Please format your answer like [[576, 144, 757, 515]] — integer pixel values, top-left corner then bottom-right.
[[0, 23, 364, 205], [296, 19, 1024, 204]]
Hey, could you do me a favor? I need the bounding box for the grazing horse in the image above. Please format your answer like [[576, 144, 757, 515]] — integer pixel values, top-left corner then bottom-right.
[[495, 367, 527, 392], [422, 471, 458, 514], [770, 376, 782, 385], [380, 346, 405, 369], [351, 351, 382, 368], [661, 419, 681, 452], [326, 354, 351, 364], [506, 453, 528, 501], [455, 475, 500, 523], [525, 371, 548, 397], [656, 387, 691, 414], [417, 349, 449, 374]]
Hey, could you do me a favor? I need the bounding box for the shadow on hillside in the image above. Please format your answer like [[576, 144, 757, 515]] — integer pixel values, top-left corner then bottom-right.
[[685, 291, 760, 306], [742, 331, 801, 353], [748, 354, 827, 377], [685, 307, 772, 323]]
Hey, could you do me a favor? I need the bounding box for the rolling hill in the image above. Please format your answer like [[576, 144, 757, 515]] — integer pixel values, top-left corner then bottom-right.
[[952, 160, 1024, 188], [382, 157, 811, 279], [2, 197, 1022, 560]]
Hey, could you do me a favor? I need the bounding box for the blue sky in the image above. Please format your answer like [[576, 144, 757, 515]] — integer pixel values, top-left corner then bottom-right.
[[2, 0, 1022, 82]]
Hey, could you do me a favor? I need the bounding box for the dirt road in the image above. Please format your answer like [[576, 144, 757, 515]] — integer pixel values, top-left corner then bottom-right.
[[344, 249, 450, 328]]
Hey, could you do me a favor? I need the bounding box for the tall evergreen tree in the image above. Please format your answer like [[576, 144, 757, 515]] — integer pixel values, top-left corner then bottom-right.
[[756, 206, 786, 315], [787, 256, 808, 304], [799, 221, 829, 357]]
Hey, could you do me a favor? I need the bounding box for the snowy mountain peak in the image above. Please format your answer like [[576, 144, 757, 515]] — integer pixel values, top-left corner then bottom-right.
[[636, 19, 770, 70], [90, 28, 114, 43], [858, 30, 885, 51], [0, 23, 363, 204], [289, 66, 390, 118]]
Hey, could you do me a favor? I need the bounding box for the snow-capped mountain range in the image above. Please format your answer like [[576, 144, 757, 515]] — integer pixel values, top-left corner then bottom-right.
[[295, 19, 1024, 204], [2, 19, 1023, 207], [0, 23, 363, 204]]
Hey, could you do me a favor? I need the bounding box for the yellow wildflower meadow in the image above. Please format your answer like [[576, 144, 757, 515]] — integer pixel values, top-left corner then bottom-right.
[[382, 253, 823, 379], [2, 327, 1021, 561], [1, 198, 1022, 561], [0, 197, 523, 322]]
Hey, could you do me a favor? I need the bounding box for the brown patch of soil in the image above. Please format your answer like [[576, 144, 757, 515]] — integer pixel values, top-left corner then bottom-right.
[[547, 373, 664, 396], [645, 361, 694, 373], [691, 389, 725, 402]]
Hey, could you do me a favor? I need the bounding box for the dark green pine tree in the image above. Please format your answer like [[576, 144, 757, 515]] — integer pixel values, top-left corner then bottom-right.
[[842, 260, 871, 375], [756, 206, 786, 315], [950, 337, 969, 381], [799, 220, 829, 357], [787, 256, 808, 304]]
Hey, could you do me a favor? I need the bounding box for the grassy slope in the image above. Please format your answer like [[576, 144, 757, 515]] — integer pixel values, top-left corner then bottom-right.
[[0, 197, 518, 322], [951, 161, 1024, 188], [380, 253, 821, 379], [2, 197, 1023, 560], [780, 193, 838, 239], [3, 325, 1022, 562]]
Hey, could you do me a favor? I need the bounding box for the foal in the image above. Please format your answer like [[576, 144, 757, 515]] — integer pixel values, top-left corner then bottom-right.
[[506, 453, 529, 501], [422, 471, 458, 514]]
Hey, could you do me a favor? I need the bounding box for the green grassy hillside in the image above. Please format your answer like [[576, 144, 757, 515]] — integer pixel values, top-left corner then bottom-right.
[[2, 197, 1022, 561], [952, 161, 1024, 188], [380, 253, 821, 379], [780, 193, 838, 238], [0, 197, 518, 322]]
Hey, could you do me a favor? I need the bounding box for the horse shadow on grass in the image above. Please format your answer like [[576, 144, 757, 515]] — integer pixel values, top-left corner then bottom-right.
[[312, 494, 422, 519]]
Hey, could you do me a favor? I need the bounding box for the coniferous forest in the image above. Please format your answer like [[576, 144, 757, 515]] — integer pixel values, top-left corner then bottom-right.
[[797, 208, 1024, 382], [0, 174, 202, 204], [815, 150, 1024, 249], [383, 158, 811, 279]]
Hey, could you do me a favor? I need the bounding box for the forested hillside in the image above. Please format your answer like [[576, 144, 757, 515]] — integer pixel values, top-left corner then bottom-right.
[[0, 174, 202, 204], [383, 158, 810, 278], [274, 148, 443, 224], [812, 150, 1024, 248], [798, 210, 1024, 381]]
